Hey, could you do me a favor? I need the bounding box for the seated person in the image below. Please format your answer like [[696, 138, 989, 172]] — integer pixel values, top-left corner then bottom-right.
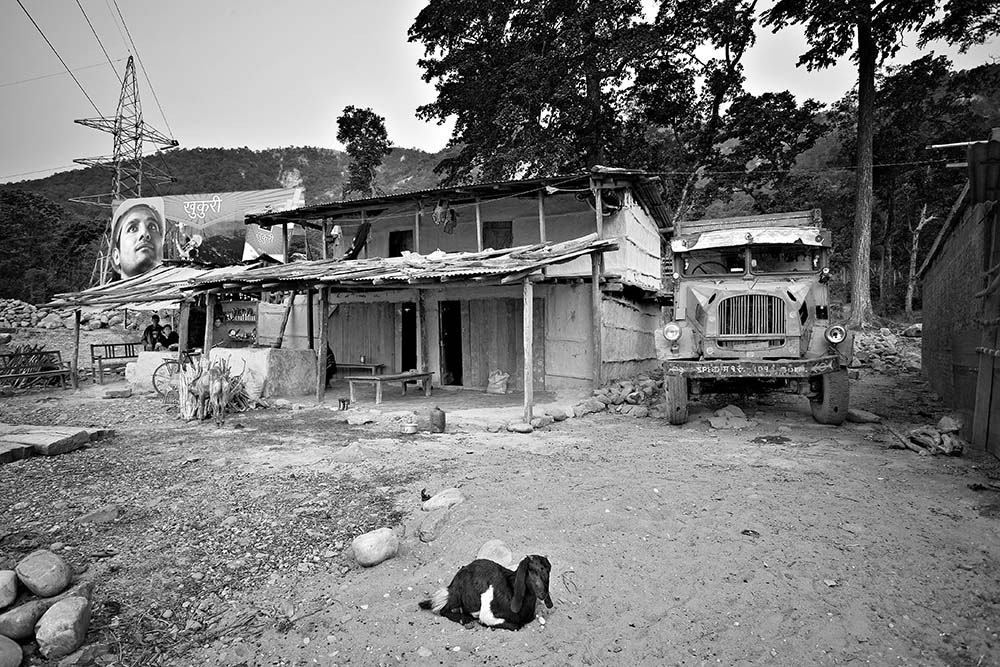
[[158, 325, 180, 351], [142, 315, 162, 351]]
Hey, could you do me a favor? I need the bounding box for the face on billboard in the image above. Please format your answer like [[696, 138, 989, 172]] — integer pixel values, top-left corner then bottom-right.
[[112, 198, 165, 278]]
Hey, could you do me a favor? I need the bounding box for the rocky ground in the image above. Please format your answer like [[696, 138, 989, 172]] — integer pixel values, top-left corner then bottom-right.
[[2, 324, 1000, 667]]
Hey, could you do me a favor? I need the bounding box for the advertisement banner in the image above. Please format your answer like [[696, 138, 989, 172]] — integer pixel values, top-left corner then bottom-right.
[[110, 197, 166, 279]]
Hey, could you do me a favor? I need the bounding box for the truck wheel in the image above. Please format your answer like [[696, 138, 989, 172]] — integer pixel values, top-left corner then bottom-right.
[[663, 374, 689, 425], [809, 370, 849, 425]]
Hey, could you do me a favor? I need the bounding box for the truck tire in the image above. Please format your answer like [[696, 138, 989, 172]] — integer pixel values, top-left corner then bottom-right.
[[663, 374, 689, 425], [809, 369, 849, 425]]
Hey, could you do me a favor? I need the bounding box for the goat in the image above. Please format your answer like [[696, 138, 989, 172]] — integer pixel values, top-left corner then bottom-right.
[[418, 555, 552, 630]]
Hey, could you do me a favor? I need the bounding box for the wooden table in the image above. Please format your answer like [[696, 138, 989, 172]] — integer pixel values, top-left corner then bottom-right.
[[344, 371, 433, 405], [336, 362, 385, 376]]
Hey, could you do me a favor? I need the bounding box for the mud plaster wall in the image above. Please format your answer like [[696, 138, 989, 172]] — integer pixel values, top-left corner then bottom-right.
[[600, 294, 661, 381], [921, 203, 986, 412]]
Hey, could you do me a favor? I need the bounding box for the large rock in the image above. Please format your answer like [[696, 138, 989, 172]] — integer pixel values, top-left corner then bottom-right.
[[0, 581, 93, 640], [351, 528, 399, 567], [0, 570, 16, 609], [507, 422, 534, 434], [57, 642, 113, 667], [544, 406, 570, 422], [847, 408, 882, 424], [36, 596, 92, 659], [77, 505, 120, 524], [573, 398, 606, 417], [0, 635, 22, 667], [421, 488, 464, 511], [476, 539, 513, 567], [15, 549, 71, 597]]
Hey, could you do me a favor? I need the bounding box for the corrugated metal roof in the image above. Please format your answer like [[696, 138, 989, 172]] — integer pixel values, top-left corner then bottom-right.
[[187, 234, 618, 293]]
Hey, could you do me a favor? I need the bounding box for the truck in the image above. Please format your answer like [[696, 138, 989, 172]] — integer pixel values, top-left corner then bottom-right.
[[655, 209, 854, 425]]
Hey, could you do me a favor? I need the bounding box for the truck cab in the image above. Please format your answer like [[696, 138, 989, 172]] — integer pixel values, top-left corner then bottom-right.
[[656, 210, 853, 425]]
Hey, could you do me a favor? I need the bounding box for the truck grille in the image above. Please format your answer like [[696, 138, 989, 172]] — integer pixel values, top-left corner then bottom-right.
[[718, 295, 786, 336]]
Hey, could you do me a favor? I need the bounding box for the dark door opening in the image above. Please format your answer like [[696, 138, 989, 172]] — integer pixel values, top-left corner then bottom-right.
[[439, 300, 463, 386], [389, 230, 414, 257], [401, 302, 417, 372]]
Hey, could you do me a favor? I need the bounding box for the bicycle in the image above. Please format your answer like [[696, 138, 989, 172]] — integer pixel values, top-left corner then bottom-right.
[[152, 349, 201, 399]]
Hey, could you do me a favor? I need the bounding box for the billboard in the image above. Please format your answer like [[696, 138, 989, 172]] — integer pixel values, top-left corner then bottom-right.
[[110, 197, 167, 279]]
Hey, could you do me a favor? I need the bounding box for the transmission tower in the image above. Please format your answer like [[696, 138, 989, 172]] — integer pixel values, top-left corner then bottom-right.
[[72, 55, 178, 284]]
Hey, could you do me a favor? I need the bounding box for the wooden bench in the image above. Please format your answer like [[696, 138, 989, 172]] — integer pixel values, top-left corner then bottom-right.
[[90, 342, 140, 384], [335, 362, 385, 376], [344, 371, 433, 405], [0, 350, 71, 389]]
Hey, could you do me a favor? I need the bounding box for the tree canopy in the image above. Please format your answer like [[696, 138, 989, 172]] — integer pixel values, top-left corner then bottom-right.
[[336, 106, 393, 198]]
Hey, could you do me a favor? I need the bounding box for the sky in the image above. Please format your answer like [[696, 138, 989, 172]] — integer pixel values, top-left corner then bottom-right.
[[1, 0, 996, 184]]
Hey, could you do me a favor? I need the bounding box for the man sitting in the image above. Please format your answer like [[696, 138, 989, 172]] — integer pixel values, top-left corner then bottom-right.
[[158, 325, 180, 351]]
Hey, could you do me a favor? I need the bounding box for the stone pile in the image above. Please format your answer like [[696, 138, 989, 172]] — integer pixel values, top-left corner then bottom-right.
[[0, 549, 95, 664], [0, 299, 41, 329], [853, 326, 923, 375], [574, 373, 664, 419]]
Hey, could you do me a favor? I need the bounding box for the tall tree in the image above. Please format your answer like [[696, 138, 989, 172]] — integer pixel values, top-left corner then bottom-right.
[[336, 106, 393, 198], [763, 0, 1000, 327]]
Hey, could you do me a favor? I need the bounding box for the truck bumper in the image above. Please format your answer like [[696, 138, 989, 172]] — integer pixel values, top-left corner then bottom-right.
[[663, 355, 841, 379]]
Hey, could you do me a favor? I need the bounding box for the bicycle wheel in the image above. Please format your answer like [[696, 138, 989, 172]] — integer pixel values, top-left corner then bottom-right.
[[152, 360, 182, 397]]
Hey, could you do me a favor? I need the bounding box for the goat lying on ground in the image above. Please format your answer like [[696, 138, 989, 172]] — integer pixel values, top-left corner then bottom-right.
[[418, 555, 553, 630]]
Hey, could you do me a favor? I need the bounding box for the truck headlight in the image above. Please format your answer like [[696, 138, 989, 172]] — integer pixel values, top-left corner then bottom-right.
[[663, 322, 682, 341], [825, 324, 847, 344]]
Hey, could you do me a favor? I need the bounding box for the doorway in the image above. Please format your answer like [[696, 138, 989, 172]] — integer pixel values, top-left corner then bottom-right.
[[439, 300, 463, 386], [401, 302, 417, 371]]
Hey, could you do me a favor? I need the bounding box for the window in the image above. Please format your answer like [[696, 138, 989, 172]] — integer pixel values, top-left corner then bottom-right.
[[483, 221, 513, 250], [388, 230, 414, 257], [681, 248, 746, 276], [750, 245, 820, 274]]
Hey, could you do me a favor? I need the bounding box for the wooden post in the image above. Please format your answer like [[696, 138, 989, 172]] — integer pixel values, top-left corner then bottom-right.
[[475, 198, 483, 251], [203, 294, 216, 353], [316, 287, 329, 403], [274, 290, 298, 349], [321, 220, 329, 260], [416, 291, 427, 371], [306, 288, 315, 350], [537, 191, 546, 242], [594, 184, 604, 237], [71, 309, 81, 389], [523, 278, 534, 423], [177, 300, 191, 358], [361, 210, 368, 259], [591, 253, 602, 389], [281, 223, 289, 262], [414, 205, 421, 254]]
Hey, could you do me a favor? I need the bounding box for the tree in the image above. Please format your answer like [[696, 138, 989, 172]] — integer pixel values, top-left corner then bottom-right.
[[0, 190, 63, 302], [763, 0, 1000, 328], [336, 106, 392, 198]]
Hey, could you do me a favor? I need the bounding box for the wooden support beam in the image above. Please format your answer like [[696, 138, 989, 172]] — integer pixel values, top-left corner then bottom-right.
[[321, 220, 329, 260], [306, 288, 315, 350], [316, 287, 329, 403], [591, 253, 603, 389], [71, 309, 81, 389], [177, 300, 191, 357], [273, 290, 298, 349], [537, 191, 546, 242], [523, 277, 534, 423], [414, 205, 422, 254], [476, 198, 483, 251], [281, 223, 289, 262], [417, 291, 428, 371], [203, 294, 217, 354]]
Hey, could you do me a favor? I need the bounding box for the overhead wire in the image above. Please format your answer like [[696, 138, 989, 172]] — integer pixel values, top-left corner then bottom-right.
[[15, 0, 103, 116], [77, 0, 123, 85], [111, 0, 175, 140], [0, 59, 126, 89]]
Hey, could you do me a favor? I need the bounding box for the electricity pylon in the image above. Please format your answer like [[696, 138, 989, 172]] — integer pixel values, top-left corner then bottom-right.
[[72, 55, 178, 284]]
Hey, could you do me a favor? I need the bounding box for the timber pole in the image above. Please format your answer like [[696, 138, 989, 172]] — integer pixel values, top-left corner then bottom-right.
[[591, 253, 602, 389], [538, 191, 546, 242], [281, 223, 289, 262], [416, 291, 427, 371], [177, 300, 191, 358], [273, 290, 297, 349], [71, 309, 81, 389], [306, 288, 315, 350], [523, 277, 534, 423], [316, 287, 329, 403], [476, 198, 483, 251], [414, 205, 422, 254], [203, 294, 216, 354]]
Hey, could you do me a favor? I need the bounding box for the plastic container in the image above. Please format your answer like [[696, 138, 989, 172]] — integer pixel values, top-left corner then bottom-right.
[[430, 406, 446, 433]]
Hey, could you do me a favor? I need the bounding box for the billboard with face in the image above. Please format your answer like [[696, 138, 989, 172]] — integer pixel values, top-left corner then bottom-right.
[[109, 189, 304, 279]]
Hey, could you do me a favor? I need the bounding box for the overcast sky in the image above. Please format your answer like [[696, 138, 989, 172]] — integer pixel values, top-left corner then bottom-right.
[[1, 0, 996, 184]]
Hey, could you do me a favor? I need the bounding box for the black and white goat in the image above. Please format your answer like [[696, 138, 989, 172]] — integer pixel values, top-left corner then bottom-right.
[[418, 555, 553, 630]]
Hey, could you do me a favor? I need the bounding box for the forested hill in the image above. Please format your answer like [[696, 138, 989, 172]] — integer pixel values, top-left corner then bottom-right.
[[2, 145, 448, 211]]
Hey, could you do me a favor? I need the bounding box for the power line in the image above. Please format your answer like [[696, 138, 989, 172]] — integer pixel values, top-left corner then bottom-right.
[[16, 0, 103, 116], [0, 59, 126, 89], [111, 0, 174, 140], [646, 158, 948, 177], [1, 165, 79, 181], [77, 0, 122, 85]]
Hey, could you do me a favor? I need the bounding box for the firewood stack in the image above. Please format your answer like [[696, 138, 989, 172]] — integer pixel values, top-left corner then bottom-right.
[[890, 415, 966, 457], [176, 358, 250, 424]]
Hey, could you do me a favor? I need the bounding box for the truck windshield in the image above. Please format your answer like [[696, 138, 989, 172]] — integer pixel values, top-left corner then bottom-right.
[[750, 245, 820, 274], [681, 248, 746, 276]]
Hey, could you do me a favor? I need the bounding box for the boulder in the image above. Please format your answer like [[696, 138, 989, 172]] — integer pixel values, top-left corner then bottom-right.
[[544, 406, 570, 422], [715, 405, 747, 419], [507, 422, 534, 434], [901, 323, 922, 337], [422, 488, 464, 511], [476, 540, 513, 568], [0, 635, 22, 667], [351, 528, 399, 567], [57, 642, 113, 667], [530, 416, 554, 429], [15, 549, 71, 597], [418, 509, 449, 543], [0, 570, 16, 609], [573, 398, 606, 417], [35, 596, 92, 659], [0, 581, 93, 640], [937, 415, 963, 434], [77, 505, 120, 524]]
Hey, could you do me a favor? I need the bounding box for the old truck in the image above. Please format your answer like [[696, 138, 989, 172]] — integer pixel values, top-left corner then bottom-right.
[[655, 209, 853, 425]]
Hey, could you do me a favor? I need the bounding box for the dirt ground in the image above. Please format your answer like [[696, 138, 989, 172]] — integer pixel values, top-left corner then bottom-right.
[[2, 327, 1000, 667]]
